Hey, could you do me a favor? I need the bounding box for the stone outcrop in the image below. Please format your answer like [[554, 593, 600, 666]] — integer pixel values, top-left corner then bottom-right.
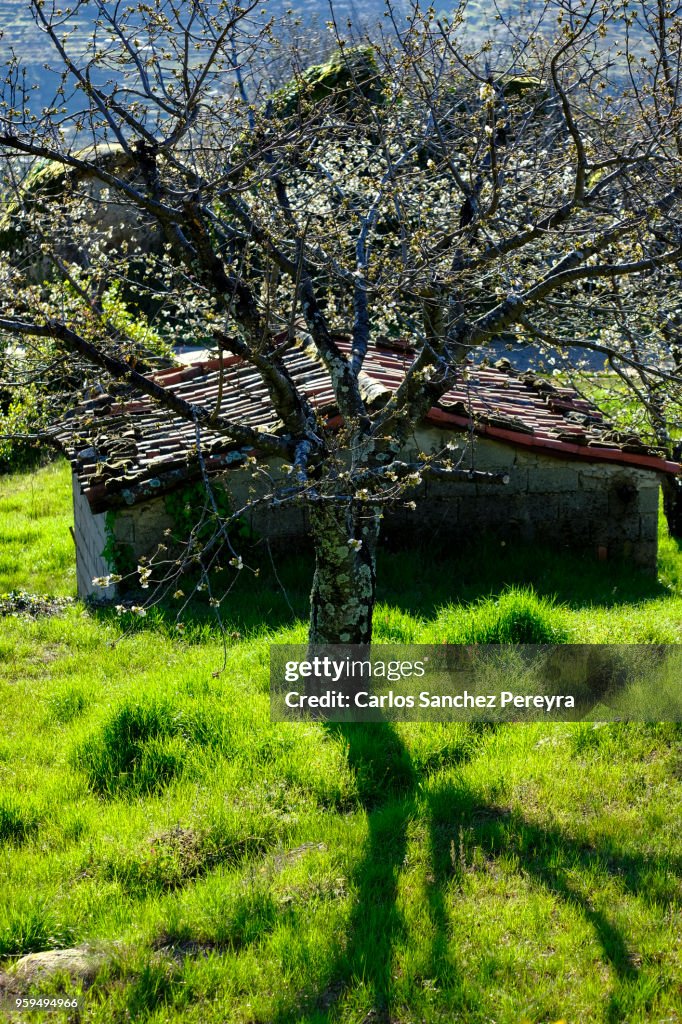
[[13, 947, 102, 983], [0, 144, 163, 281], [5, 945, 108, 988], [270, 45, 385, 118]]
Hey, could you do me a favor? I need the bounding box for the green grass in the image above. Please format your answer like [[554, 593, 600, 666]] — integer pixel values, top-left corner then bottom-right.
[[0, 462, 681, 1023], [0, 461, 76, 596]]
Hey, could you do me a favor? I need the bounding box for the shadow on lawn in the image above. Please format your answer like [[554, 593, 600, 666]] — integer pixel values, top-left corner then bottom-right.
[[88, 543, 313, 639], [89, 533, 671, 644], [376, 536, 671, 619], [268, 723, 677, 1024]]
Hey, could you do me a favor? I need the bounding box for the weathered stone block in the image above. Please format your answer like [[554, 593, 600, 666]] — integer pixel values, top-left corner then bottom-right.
[[638, 483, 662, 518], [639, 513, 659, 544], [608, 513, 641, 542], [526, 495, 560, 525], [114, 514, 136, 544], [579, 465, 621, 489], [559, 491, 608, 522], [632, 541, 658, 572], [528, 467, 580, 493]]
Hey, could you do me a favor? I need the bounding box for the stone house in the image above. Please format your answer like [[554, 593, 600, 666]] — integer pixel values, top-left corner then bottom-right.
[[55, 339, 680, 599]]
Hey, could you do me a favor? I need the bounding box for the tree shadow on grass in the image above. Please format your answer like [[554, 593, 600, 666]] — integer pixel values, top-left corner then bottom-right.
[[87, 547, 313, 639], [427, 787, 678, 1024], [376, 535, 671, 620], [322, 723, 419, 1019], [86, 531, 672, 648], [266, 722, 678, 1024], [254, 722, 431, 1023]]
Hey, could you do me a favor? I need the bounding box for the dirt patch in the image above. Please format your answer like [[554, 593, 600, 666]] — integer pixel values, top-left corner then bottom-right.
[[269, 841, 327, 870], [150, 936, 218, 962]]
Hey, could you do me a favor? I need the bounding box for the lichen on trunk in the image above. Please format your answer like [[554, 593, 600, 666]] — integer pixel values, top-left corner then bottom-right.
[[308, 501, 381, 645]]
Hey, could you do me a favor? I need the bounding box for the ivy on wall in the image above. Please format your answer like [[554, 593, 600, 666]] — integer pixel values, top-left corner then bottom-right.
[[101, 511, 137, 577], [100, 480, 255, 592]]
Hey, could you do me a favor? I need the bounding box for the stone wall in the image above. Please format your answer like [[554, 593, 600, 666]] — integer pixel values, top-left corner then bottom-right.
[[110, 499, 176, 565], [388, 431, 661, 571], [72, 435, 664, 597], [109, 460, 308, 559], [99, 467, 307, 595]]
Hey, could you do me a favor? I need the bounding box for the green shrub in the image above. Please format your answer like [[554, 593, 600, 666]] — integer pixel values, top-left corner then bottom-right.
[[0, 278, 173, 472], [0, 383, 50, 472], [100, 281, 173, 363]]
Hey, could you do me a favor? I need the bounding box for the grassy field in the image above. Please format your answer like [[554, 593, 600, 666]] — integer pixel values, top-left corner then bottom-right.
[[0, 461, 680, 1024]]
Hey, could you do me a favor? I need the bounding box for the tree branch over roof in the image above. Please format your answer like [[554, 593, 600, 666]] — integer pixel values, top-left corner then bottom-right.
[[0, 317, 293, 457]]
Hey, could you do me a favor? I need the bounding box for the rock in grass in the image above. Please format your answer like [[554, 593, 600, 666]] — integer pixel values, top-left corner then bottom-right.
[[12, 946, 106, 985]]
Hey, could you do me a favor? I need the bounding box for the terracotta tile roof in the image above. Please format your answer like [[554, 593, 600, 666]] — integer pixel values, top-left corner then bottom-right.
[[55, 338, 680, 512]]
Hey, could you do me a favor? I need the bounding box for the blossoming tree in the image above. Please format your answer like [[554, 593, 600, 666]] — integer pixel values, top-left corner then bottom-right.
[[0, 0, 680, 642]]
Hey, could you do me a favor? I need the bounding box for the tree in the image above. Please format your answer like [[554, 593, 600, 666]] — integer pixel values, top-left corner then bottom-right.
[[0, 0, 680, 644]]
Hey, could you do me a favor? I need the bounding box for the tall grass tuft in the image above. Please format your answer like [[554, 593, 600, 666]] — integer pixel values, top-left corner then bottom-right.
[[0, 899, 73, 956], [428, 585, 569, 644], [75, 697, 193, 797], [125, 959, 179, 1019], [0, 795, 39, 845], [47, 684, 88, 723]]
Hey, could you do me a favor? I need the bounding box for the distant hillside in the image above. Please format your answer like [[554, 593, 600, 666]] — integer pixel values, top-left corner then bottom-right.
[[0, 0, 647, 119]]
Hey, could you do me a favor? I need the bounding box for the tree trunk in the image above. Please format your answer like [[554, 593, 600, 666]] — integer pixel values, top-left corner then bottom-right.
[[662, 475, 682, 539], [308, 501, 381, 645]]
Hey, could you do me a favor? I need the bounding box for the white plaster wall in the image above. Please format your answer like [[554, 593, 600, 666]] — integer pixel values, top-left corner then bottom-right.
[[72, 473, 117, 600]]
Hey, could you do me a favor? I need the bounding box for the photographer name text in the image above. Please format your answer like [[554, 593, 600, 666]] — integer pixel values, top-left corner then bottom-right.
[[284, 691, 574, 711]]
